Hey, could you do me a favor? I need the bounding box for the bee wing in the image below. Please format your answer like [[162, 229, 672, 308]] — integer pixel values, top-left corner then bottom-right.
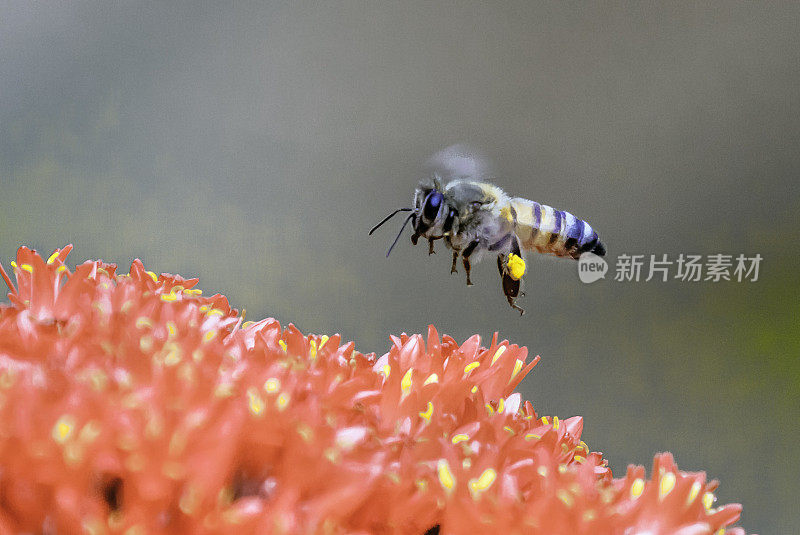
[[426, 144, 494, 182]]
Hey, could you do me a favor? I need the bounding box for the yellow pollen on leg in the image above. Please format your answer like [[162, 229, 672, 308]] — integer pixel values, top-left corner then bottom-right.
[[507, 254, 526, 280]]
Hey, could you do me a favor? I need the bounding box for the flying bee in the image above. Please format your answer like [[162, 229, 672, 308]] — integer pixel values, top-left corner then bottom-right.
[[370, 147, 605, 314]]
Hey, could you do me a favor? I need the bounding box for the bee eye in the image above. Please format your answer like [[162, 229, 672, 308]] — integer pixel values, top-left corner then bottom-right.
[[423, 192, 443, 220]]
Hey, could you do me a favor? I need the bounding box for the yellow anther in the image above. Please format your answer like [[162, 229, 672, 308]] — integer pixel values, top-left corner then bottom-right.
[[630, 478, 645, 498], [540, 416, 549, 425], [264, 378, 281, 393], [276, 392, 290, 411], [214, 383, 234, 398], [401, 368, 414, 393], [145, 270, 158, 283], [207, 308, 224, 317], [47, 251, 60, 264], [574, 455, 586, 463], [511, 359, 524, 380], [297, 423, 313, 443], [553, 416, 560, 430], [162, 460, 185, 480], [491, 346, 506, 365], [20, 264, 33, 273], [471, 385, 478, 393], [139, 336, 153, 352], [497, 398, 505, 413], [659, 472, 676, 499], [184, 288, 202, 295], [437, 459, 455, 491], [468, 468, 497, 498], [507, 254, 526, 280], [78, 421, 101, 443], [166, 321, 177, 337], [464, 361, 481, 374], [56, 265, 67, 273], [525, 433, 541, 441], [309, 340, 317, 359], [163, 343, 181, 366], [179, 485, 200, 516], [557, 489, 574, 507], [419, 401, 433, 421], [503, 426, 515, 434], [125, 452, 146, 472], [687, 481, 702, 504], [702, 492, 715, 510], [451, 434, 469, 444], [247, 388, 265, 416], [278, 340, 287, 352], [424, 373, 439, 385], [160, 292, 178, 302], [136, 317, 153, 329], [319, 335, 330, 349], [203, 330, 217, 343], [380, 364, 391, 378], [485, 403, 494, 414], [52, 415, 76, 444]]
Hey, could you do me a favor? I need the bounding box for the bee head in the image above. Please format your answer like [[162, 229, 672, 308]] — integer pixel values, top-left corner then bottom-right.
[[411, 181, 448, 244]]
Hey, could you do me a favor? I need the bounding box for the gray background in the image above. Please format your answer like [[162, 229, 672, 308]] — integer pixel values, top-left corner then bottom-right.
[[2, 2, 798, 532]]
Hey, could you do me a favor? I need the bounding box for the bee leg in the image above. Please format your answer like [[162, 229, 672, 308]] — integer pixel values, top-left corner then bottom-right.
[[450, 250, 459, 274], [461, 240, 479, 286], [497, 255, 525, 315], [428, 238, 437, 255]]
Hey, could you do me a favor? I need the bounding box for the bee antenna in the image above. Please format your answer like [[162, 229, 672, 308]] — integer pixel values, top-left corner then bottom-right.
[[386, 213, 415, 257], [369, 208, 413, 236]]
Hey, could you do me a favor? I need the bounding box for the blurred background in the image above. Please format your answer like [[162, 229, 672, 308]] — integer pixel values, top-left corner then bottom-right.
[[1, 2, 797, 531]]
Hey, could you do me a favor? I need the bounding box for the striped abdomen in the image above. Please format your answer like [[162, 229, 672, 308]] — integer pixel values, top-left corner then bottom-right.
[[510, 198, 605, 259]]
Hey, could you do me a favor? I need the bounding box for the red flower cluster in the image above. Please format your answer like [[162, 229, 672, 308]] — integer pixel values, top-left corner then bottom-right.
[[0, 246, 745, 534]]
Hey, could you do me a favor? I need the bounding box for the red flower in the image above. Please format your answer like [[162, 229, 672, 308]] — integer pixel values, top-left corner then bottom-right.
[[0, 246, 746, 534]]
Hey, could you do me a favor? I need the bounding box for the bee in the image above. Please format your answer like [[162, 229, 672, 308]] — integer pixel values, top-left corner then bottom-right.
[[370, 147, 605, 314]]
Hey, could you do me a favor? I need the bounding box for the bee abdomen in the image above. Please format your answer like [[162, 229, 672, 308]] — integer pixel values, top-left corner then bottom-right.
[[514, 199, 604, 259]]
